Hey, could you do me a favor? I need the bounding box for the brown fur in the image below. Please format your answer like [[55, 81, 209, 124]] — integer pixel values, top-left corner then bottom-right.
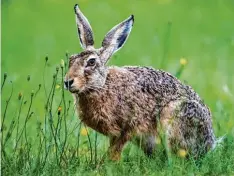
[[64, 4, 216, 160]]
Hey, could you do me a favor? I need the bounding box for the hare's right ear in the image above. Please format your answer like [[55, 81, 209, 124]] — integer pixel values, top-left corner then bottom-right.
[[100, 15, 134, 63], [74, 4, 94, 49]]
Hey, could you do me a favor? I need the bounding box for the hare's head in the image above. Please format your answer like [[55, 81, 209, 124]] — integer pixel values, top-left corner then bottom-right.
[[64, 4, 134, 93]]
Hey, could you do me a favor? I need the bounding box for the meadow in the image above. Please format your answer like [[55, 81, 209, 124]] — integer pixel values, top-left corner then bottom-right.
[[1, 0, 234, 175]]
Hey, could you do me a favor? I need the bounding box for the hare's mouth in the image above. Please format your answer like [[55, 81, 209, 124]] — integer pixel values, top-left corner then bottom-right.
[[68, 87, 79, 93]]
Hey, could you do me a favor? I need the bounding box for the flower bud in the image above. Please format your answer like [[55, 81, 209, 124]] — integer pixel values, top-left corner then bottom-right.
[[180, 58, 188, 66], [18, 92, 23, 100], [60, 59, 65, 68], [27, 75, 31, 81], [4, 72, 7, 79]]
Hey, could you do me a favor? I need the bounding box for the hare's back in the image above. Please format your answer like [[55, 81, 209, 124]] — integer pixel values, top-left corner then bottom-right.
[[123, 66, 202, 104]]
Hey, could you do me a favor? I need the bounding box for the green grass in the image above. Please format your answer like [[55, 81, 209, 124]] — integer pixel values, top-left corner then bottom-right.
[[1, 0, 234, 175]]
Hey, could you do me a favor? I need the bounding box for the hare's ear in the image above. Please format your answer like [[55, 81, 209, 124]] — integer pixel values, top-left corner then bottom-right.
[[100, 15, 134, 63], [74, 4, 94, 49]]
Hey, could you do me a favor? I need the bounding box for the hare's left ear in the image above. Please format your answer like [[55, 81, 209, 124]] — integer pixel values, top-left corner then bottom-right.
[[100, 15, 134, 63], [74, 4, 94, 49]]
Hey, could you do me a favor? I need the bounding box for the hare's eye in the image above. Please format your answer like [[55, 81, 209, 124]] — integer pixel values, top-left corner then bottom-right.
[[87, 58, 96, 67]]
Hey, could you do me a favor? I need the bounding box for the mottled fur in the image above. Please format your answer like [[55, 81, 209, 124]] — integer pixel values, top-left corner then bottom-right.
[[64, 4, 216, 160]]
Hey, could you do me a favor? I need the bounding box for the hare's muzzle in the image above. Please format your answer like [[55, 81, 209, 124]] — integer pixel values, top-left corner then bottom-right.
[[64, 79, 74, 90]]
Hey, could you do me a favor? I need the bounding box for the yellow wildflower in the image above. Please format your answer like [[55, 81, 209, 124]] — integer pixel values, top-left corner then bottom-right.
[[180, 57, 188, 66], [58, 106, 62, 115], [177, 149, 187, 158], [58, 106, 62, 112], [56, 84, 60, 89], [156, 138, 161, 145], [81, 127, 88, 136]]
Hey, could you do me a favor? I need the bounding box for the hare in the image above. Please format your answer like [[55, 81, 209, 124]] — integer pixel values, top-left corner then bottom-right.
[[64, 4, 216, 161]]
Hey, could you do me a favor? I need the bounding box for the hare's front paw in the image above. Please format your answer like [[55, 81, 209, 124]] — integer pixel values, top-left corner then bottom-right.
[[108, 149, 121, 161]]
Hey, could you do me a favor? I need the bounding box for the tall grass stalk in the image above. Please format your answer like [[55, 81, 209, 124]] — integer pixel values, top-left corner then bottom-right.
[[1, 54, 233, 175]]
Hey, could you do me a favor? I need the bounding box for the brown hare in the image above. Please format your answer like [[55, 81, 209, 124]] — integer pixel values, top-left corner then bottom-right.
[[64, 4, 217, 161]]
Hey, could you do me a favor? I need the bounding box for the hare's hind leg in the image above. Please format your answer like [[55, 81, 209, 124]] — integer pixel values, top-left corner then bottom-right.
[[133, 134, 156, 157], [160, 100, 215, 158]]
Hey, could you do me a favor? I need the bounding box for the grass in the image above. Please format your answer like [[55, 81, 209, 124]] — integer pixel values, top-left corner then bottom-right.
[[1, 64, 234, 175], [1, 0, 234, 175]]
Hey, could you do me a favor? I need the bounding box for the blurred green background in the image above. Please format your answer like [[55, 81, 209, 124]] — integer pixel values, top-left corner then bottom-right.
[[2, 0, 234, 135]]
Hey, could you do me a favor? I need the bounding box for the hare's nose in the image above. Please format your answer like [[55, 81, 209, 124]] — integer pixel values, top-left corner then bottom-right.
[[64, 79, 74, 89]]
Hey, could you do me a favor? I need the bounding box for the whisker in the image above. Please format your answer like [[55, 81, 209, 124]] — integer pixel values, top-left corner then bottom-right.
[[88, 86, 109, 93], [86, 86, 102, 94]]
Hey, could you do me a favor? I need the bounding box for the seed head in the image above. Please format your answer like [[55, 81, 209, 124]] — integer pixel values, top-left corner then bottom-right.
[[27, 75, 31, 81], [18, 92, 23, 100], [45, 56, 49, 62], [56, 66, 59, 72], [4, 72, 7, 79], [53, 74, 56, 78], [60, 59, 65, 68], [31, 90, 34, 97]]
